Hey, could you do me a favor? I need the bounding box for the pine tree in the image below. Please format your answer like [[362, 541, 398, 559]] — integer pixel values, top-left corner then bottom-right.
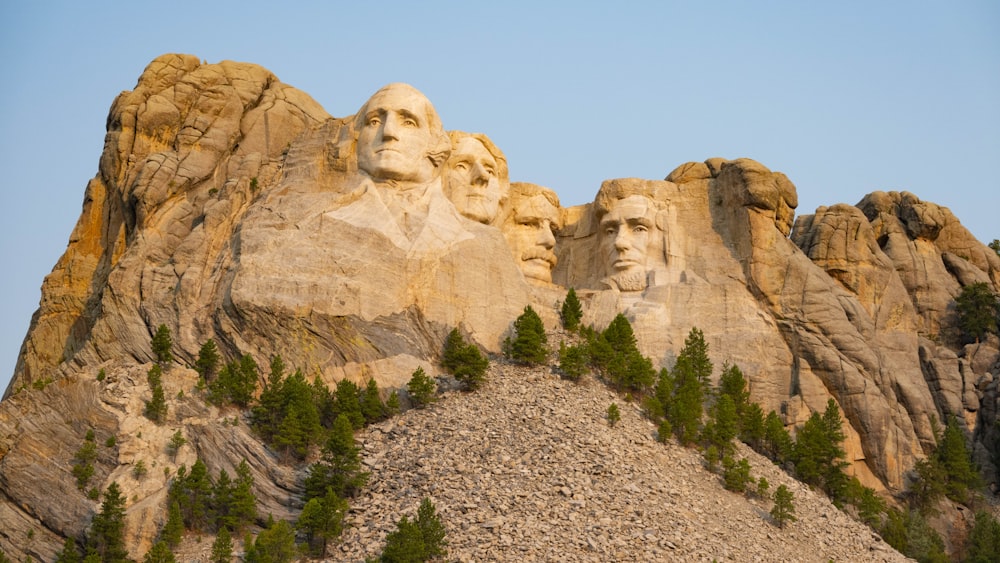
[[599, 315, 654, 392], [967, 510, 1000, 563], [195, 339, 221, 381], [142, 541, 175, 563], [416, 497, 447, 560], [72, 432, 98, 490], [937, 415, 980, 502], [271, 370, 322, 459], [606, 403, 621, 427], [442, 328, 490, 389], [151, 324, 173, 366], [770, 484, 796, 529], [380, 515, 424, 563], [167, 430, 186, 462], [667, 327, 713, 445], [56, 537, 81, 563], [722, 457, 752, 493], [209, 355, 259, 408], [560, 288, 583, 332], [163, 501, 184, 548], [88, 482, 129, 563], [706, 394, 738, 455], [334, 378, 365, 429], [229, 459, 258, 533], [718, 363, 750, 421], [212, 469, 234, 531], [792, 403, 848, 498], [557, 341, 588, 381], [907, 457, 946, 513], [763, 410, 793, 463], [304, 414, 369, 501], [251, 361, 287, 440], [739, 402, 766, 450], [245, 517, 296, 563], [172, 459, 213, 531], [407, 367, 437, 408], [385, 390, 401, 416], [509, 306, 548, 365], [361, 378, 387, 424], [297, 488, 349, 558], [210, 527, 233, 563], [955, 282, 1000, 343], [144, 364, 168, 423], [670, 358, 704, 446]]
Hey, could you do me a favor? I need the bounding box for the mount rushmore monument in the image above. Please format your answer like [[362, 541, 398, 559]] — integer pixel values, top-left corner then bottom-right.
[[2, 53, 999, 556]]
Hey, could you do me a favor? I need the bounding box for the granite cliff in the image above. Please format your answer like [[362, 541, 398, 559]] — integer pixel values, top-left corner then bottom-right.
[[1, 54, 998, 559]]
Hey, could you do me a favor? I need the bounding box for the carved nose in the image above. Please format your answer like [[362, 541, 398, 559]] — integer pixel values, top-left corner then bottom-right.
[[471, 162, 490, 186], [381, 117, 399, 140], [538, 222, 555, 249]]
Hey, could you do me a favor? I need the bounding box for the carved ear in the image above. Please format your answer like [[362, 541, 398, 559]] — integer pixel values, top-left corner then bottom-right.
[[655, 209, 670, 232], [426, 149, 449, 168]]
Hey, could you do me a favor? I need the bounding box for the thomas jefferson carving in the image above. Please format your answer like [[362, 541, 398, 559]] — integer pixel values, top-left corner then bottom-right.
[[501, 183, 561, 284], [444, 132, 508, 225]]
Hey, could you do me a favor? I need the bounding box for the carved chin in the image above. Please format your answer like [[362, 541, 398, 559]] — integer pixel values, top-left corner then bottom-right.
[[608, 270, 647, 292], [520, 259, 553, 283]]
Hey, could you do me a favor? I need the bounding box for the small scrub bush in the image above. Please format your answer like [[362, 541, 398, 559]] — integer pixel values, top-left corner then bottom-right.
[[606, 403, 621, 427], [407, 367, 437, 408]]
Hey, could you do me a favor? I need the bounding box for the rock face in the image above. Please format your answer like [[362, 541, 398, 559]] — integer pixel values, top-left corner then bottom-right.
[[1, 54, 999, 558]]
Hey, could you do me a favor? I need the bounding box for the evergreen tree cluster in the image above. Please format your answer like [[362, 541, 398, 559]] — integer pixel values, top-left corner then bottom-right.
[[244, 516, 297, 563], [906, 415, 981, 510], [207, 354, 259, 408], [442, 328, 490, 390], [166, 458, 257, 536], [568, 313, 654, 392]]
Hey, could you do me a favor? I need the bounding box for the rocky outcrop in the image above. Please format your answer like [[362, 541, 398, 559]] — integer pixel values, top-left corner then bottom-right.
[[2, 54, 999, 558]]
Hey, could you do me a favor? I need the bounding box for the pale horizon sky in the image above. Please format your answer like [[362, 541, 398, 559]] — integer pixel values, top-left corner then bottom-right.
[[1, 1, 998, 394]]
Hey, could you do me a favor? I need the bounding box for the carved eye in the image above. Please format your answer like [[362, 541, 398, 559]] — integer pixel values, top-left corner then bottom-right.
[[366, 116, 381, 127], [634, 225, 648, 234], [453, 161, 469, 171], [484, 165, 496, 177], [402, 117, 418, 127]]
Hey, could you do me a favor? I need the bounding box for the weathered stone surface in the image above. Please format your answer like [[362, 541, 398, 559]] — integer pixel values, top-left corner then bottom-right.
[[2, 54, 1000, 559]]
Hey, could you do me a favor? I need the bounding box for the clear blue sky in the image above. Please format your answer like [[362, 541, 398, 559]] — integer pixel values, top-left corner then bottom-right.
[[1, 1, 998, 393]]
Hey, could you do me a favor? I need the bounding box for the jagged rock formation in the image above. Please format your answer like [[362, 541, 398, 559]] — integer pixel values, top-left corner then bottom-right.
[[1, 53, 999, 558]]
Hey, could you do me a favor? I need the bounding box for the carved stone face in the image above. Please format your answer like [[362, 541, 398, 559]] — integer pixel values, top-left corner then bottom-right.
[[357, 85, 437, 183], [600, 195, 657, 291], [446, 137, 502, 224], [503, 194, 560, 283]]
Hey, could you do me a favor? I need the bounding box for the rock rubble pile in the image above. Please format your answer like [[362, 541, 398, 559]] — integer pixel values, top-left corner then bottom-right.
[[335, 360, 908, 562]]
